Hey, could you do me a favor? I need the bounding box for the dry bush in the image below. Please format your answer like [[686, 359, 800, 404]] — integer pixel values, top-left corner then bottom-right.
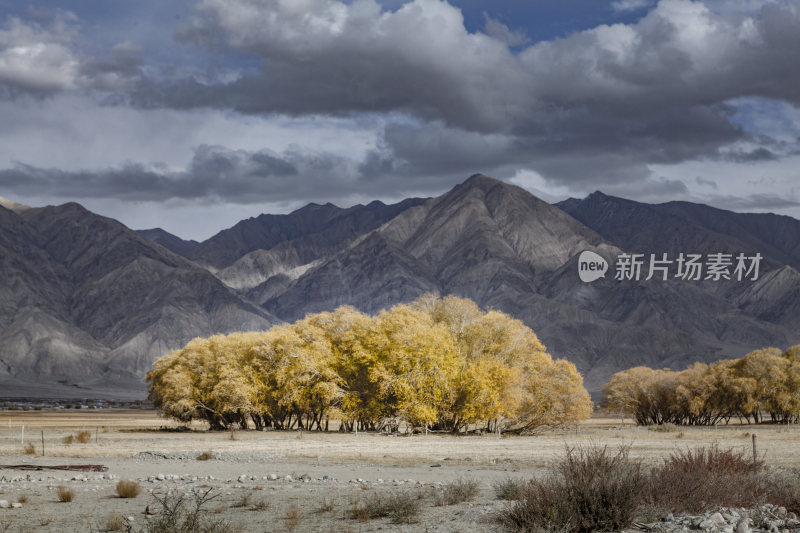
[[285, 506, 300, 531], [104, 513, 127, 532], [23, 442, 35, 455], [57, 486, 75, 503], [250, 498, 269, 511], [144, 487, 237, 533], [76, 430, 92, 444], [319, 497, 335, 513], [501, 445, 645, 533], [647, 445, 766, 513], [232, 491, 268, 510], [196, 451, 214, 461], [350, 491, 422, 524], [63, 434, 74, 445], [15, 495, 28, 504], [434, 478, 480, 506], [115, 480, 141, 499], [762, 468, 800, 514], [493, 477, 528, 500]]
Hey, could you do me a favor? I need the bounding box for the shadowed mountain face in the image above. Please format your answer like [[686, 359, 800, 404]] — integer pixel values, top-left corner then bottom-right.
[[0, 204, 275, 397], [557, 192, 800, 271], [2, 175, 798, 397], [186, 198, 427, 270], [137, 228, 199, 257]]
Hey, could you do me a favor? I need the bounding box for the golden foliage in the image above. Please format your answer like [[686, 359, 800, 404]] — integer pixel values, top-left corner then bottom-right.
[[602, 344, 800, 425], [148, 294, 592, 432]]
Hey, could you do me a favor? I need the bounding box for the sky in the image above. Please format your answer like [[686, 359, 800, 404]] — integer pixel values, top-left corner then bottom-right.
[[0, 0, 798, 240]]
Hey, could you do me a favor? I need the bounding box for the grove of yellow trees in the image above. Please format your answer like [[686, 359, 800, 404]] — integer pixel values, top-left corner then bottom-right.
[[147, 294, 593, 432], [602, 346, 800, 425]]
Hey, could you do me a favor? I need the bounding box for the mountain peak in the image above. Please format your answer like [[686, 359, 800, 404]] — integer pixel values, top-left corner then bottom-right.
[[587, 190, 610, 200], [463, 173, 502, 188]]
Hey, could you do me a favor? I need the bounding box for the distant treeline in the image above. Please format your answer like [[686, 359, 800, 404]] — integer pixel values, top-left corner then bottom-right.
[[147, 294, 592, 432], [602, 346, 800, 425]]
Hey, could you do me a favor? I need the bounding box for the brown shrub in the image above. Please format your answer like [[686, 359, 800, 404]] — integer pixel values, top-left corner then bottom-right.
[[57, 486, 75, 503], [501, 446, 646, 533], [115, 480, 141, 499], [76, 430, 92, 444], [104, 513, 127, 532], [647, 445, 766, 512]]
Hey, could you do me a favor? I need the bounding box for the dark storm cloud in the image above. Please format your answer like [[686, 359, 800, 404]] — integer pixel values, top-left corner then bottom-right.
[[120, 0, 798, 187], [0, 144, 449, 204], [2, 0, 799, 206], [0, 146, 310, 203], [164, 0, 800, 122], [719, 147, 779, 163]]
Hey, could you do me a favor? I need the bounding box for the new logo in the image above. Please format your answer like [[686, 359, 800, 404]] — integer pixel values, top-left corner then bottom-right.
[[578, 251, 608, 283]]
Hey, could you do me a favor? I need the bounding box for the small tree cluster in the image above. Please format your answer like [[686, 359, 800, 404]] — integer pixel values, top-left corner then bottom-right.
[[602, 346, 800, 425], [147, 294, 592, 432]]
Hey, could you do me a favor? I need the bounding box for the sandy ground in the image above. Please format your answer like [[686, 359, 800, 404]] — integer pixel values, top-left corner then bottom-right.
[[1, 411, 799, 532]]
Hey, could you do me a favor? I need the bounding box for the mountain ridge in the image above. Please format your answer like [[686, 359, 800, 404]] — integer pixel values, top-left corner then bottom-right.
[[2, 177, 799, 396]]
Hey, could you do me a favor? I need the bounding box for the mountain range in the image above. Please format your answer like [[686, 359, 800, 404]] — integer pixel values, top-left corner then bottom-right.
[[1, 174, 798, 398]]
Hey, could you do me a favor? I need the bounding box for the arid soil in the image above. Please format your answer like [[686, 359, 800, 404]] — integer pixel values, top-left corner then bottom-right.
[[1, 411, 799, 532]]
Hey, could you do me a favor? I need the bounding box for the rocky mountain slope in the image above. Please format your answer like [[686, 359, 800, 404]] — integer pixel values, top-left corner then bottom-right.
[[137, 228, 199, 257], [2, 175, 798, 397], [0, 203, 274, 397], [262, 176, 800, 391]]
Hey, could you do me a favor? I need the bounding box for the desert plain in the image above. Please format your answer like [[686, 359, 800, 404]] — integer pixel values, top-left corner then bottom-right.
[[0, 410, 799, 532]]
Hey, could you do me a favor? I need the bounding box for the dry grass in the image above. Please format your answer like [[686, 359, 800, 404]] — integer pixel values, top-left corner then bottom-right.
[[196, 450, 214, 461], [63, 434, 74, 445], [104, 512, 127, 532], [23, 442, 35, 455], [350, 490, 423, 524], [433, 477, 480, 506], [57, 486, 75, 503], [493, 477, 528, 500], [15, 494, 29, 504], [319, 497, 335, 513], [75, 430, 92, 444], [2, 413, 800, 473], [285, 506, 300, 531], [115, 480, 141, 498]]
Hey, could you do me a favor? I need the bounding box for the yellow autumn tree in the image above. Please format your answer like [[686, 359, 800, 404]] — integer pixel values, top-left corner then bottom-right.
[[148, 294, 594, 432], [603, 345, 800, 426]]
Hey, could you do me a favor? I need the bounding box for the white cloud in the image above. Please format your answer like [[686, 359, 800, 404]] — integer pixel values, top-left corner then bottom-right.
[[0, 14, 80, 91]]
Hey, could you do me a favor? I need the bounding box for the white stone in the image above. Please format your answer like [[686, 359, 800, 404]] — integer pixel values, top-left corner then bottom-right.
[[735, 518, 751, 533], [699, 519, 717, 530], [11, 503, 22, 509], [0, 500, 9, 508], [156, 474, 165, 481], [268, 474, 278, 480]]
